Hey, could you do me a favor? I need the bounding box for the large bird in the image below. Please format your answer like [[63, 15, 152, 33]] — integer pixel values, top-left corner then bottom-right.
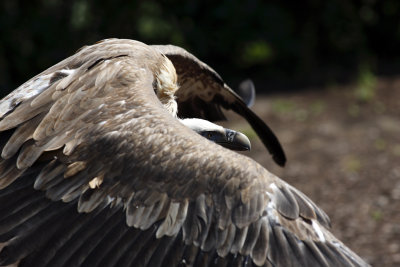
[[151, 44, 286, 166], [0, 39, 368, 266]]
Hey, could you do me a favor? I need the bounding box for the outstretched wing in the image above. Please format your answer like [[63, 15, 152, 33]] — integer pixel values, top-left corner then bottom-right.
[[151, 45, 286, 167], [0, 39, 368, 267]]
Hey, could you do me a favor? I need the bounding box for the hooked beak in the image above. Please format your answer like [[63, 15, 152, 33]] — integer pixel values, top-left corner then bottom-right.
[[218, 129, 251, 151]]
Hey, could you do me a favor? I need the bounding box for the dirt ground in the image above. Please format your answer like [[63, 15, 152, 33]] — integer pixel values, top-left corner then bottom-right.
[[224, 76, 400, 266]]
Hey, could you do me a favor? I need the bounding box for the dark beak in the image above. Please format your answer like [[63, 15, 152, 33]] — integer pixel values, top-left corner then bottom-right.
[[219, 129, 251, 151]]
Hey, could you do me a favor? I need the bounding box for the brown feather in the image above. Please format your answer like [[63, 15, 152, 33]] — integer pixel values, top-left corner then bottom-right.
[[240, 219, 262, 256], [1, 115, 43, 160], [0, 163, 24, 190], [64, 161, 87, 178], [77, 187, 109, 213], [33, 159, 66, 190], [0, 101, 50, 132], [251, 218, 270, 266], [216, 223, 236, 257], [156, 200, 189, 238], [230, 225, 248, 254], [272, 184, 300, 220]]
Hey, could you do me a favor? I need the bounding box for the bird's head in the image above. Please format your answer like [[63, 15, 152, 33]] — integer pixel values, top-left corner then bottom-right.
[[180, 118, 251, 151]]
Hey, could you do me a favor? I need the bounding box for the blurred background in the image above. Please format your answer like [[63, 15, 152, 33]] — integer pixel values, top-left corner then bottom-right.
[[2, 0, 400, 92], [1, 0, 399, 265]]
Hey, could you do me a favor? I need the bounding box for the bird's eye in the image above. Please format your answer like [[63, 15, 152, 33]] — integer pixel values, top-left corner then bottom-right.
[[208, 133, 212, 138]]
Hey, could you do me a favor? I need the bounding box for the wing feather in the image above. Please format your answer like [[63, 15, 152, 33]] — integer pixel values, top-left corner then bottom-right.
[[0, 157, 24, 189], [1, 115, 43, 159], [0, 39, 368, 267]]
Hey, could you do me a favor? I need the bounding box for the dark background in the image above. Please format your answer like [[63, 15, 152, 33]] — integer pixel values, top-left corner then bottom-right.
[[1, 1, 400, 266], [1, 0, 400, 94]]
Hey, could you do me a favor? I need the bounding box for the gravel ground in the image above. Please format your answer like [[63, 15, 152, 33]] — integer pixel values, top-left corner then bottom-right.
[[224, 76, 400, 266]]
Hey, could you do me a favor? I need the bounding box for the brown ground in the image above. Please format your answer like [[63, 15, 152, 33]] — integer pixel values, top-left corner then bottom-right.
[[224, 76, 400, 266]]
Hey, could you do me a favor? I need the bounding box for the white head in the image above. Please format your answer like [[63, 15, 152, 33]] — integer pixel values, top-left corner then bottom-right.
[[180, 118, 225, 132], [180, 118, 251, 151]]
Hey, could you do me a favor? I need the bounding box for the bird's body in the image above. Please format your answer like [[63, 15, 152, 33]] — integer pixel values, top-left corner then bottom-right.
[[0, 39, 368, 266]]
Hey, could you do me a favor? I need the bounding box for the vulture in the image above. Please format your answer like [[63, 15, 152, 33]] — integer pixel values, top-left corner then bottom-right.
[[151, 44, 286, 166], [0, 39, 368, 267]]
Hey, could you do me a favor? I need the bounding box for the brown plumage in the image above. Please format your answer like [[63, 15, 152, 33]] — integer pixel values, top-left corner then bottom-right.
[[0, 39, 368, 266]]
